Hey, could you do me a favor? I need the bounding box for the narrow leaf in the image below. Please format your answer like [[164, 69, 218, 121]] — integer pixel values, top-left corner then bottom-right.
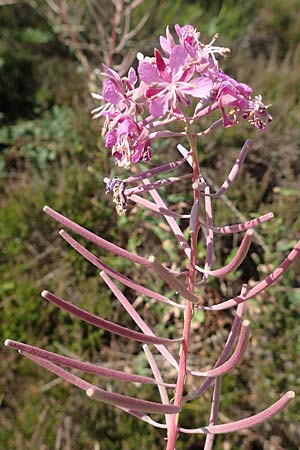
[[125, 174, 192, 196], [205, 240, 300, 311], [190, 320, 250, 377], [179, 392, 295, 434], [143, 344, 172, 433], [60, 229, 184, 309], [19, 351, 180, 415], [43, 206, 150, 267], [125, 156, 190, 184], [41, 290, 181, 345], [100, 272, 179, 369], [203, 377, 222, 450], [198, 229, 253, 278], [87, 387, 180, 414], [184, 296, 246, 402], [199, 140, 251, 198], [130, 194, 190, 219], [144, 179, 191, 257], [208, 213, 274, 234], [5, 339, 175, 387]]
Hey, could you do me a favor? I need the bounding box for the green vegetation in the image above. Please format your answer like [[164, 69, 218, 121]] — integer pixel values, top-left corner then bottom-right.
[[1, 1, 299, 449]]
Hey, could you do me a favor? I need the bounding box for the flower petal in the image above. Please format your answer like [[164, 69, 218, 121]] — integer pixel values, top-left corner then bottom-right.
[[159, 26, 175, 56], [169, 45, 188, 77], [155, 49, 170, 82], [105, 129, 117, 147], [180, 77, 213, 98], [103, 79, 123, 105], [138, 61, 161, 84], [149, 94, 169, 118], [128, 67, 137, 87]]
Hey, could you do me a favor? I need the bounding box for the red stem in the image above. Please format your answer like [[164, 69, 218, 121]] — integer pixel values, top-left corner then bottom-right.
[[166, 128, 200, 449]]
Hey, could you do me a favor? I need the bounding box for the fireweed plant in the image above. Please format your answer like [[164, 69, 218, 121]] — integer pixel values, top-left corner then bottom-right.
[[5, 25, 299, 449]]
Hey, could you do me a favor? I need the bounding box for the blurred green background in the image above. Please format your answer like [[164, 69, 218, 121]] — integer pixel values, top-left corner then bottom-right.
[[0, 1, 300, 449]]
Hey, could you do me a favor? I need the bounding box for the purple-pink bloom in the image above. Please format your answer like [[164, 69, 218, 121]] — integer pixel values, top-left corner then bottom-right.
[[138, 47, 213, 118], [92, 24, 271, 170], [175, 24, 200, 49], [159, 25, 176, 56], [92, 65, 138, 122], [210, 72, 272, 129], [215, 77, 252, 127], [102, 64, 137, 112], [105, 116, 151, 168]]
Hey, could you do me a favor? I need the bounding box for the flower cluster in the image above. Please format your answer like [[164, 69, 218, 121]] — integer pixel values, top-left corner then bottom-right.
[[92, 24, 272, 167]]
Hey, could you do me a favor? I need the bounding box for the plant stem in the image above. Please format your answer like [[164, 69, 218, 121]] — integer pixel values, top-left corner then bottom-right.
[[166, 127, 201, 450]]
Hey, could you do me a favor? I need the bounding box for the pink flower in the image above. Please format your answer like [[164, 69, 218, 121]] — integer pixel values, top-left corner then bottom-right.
[[175, 24, 200, 49], [215, 76, 253, 127], [159, 25, 176, 56], [160, 24, 200, 60], [105, 116, 151, 168], [138, 47, 213, 118], [92, 24, 272, 170], [102, 64, 137, 110], [92, 65, 138, 121], [211, 72, 272, 129], [174, 25, 230, 70]]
